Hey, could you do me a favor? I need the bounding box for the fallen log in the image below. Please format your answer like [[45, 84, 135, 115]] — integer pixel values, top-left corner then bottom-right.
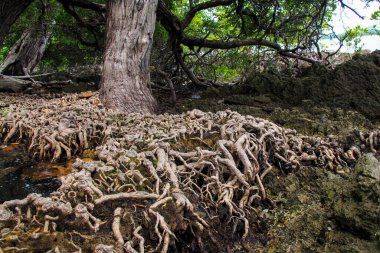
[[0, 74, 72, 92], [0, 75, 30, 92]]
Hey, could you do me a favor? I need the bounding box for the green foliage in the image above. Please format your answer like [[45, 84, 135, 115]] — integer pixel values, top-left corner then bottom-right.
[[162, 0, 341, 81], [371, 10, 380, 20], [0, 0, 41, 61], [0, 0, 375, 81], [41, 0, 103, 70], [343, 25, 379, 52], [0, 46, 8, 63], [184, 46, 252, 81], [0, 0, 103, 72]]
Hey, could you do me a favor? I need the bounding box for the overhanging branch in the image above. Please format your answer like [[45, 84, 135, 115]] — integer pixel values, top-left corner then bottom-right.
[[183, 0, 236, 28], [57, 0, 105, 13], [182, 36, 282, 50]]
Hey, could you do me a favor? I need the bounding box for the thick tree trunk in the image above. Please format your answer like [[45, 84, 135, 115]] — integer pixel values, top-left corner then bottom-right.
[[0, 23, 51, 76], [0, 0, 34, 47], [99, 0, 158, 114]]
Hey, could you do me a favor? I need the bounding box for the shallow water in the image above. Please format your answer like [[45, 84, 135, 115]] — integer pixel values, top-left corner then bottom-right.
[[0, 143, 63, 203]]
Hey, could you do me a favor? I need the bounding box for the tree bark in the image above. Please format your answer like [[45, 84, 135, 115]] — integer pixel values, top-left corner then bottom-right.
[[0, 1, 51, 76], [0, 0, 34, 47], [0, 24, 51, 76], [99, 0, 158, 114]]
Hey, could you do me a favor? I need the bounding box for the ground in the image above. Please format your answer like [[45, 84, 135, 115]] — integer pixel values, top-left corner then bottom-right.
[[0, 52, 379, 252], [167, 51, 380, 138]]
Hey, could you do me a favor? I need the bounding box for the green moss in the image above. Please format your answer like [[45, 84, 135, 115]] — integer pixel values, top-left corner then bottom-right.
[[0, 107, 10, 117], [180, 51, 380, 127], [263, 155, 380, 252]]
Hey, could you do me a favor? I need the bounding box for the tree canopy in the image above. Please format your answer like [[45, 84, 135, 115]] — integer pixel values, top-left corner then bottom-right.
[[2, 0, 377, 75]]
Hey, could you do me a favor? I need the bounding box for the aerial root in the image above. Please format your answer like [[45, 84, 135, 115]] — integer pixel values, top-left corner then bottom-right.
[[3, 121, 21, 143], [133, 226, 144, 253]]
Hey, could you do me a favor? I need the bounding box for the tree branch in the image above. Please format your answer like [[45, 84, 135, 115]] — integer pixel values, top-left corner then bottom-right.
[[183, 0, 236, 28], [278, 51, 320, 64], [182, 36, 282, 50], [175, 49, 210, 87], [57, 0, 105, 13], [157, 1, 183, 37], [338, 0, 364, 19]]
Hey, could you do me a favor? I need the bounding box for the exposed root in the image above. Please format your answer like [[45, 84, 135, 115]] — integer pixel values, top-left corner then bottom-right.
[[94, 191, 159, 205], [112, 207, 124, 252], [43, 215, 59, 233], [74, 204, 101, 232], [133, 226, 144, 253], [0, 93, 379, 251]]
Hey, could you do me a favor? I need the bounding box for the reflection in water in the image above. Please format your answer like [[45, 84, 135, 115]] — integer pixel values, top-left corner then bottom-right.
[[0, 143, 66, 203]]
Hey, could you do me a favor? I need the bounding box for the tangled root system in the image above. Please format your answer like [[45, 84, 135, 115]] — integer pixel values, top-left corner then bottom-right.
[[0, 93, 378, 252]]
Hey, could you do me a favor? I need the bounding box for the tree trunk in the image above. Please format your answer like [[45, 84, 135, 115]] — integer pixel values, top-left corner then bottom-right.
[[99, 0, 158, 114], [0, 23, 51, 76], [0, 1, 51, 76], [0, 0, 34, 47]]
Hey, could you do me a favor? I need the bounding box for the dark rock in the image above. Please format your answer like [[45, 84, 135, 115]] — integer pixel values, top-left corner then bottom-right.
[[229, 51, 380, 119], [330, 154, 380, 240]]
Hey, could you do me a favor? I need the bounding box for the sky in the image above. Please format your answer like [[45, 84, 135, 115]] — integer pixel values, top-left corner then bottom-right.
[[324, 0, 380, 52]]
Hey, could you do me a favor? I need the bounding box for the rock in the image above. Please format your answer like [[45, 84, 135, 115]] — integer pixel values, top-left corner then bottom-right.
[[224, 94, 272, 106], [252, 94, 273, 104], [286, 183, 297, 193], [219, 51, 380, 119], [265, 165, 380, 252], [191, 93, 201, 99], [329, 154, 380, 240], [301, 99, 314, 107], [355, 153, 380, 184]]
